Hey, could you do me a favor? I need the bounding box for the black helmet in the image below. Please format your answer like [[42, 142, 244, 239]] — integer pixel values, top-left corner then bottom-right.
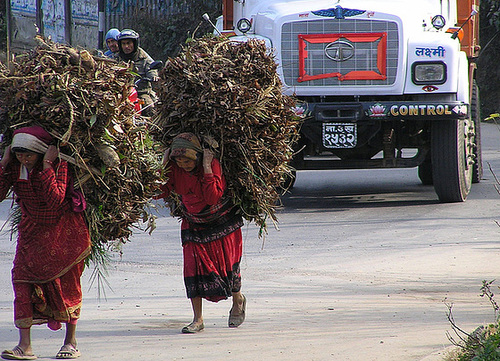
[[117, 29, 139, 41], [117, 29, 139, 59]]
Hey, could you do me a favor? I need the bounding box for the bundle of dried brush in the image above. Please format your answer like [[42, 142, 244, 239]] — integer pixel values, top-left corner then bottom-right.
[[152, 36, 302, 235], [0, 36, 162, 267]]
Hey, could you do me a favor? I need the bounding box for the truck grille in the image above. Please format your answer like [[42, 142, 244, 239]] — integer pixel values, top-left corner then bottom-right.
[[281, 19, 399, 87]]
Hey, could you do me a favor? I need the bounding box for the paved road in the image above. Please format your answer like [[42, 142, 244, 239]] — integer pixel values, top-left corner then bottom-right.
[[1, 122, 500, 360]]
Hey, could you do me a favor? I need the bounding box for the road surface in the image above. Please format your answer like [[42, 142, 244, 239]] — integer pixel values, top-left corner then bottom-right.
[[1, 122, 500, 360]]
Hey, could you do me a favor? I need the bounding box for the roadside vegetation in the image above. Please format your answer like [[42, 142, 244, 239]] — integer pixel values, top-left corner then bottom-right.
[[477, 0, 500, 117], [445, 281, 500, 361], [121, 0, 220, 61]]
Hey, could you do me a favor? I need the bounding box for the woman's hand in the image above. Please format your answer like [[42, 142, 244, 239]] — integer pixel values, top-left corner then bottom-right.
[[162, 148, 171, 168], [43, 145, 59, 168], [203, 149, 214, 174], [0, 145, 12, 169]]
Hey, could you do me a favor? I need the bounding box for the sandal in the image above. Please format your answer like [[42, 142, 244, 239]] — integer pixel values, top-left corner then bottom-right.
[[1, 346, 37, 360], [181, 322, 205, 334], [55, 344, 80, 359], [228, 294, 246, 328]]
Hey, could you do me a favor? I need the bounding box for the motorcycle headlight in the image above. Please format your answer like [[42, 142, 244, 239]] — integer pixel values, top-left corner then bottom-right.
[[412, 61, 447, 85]]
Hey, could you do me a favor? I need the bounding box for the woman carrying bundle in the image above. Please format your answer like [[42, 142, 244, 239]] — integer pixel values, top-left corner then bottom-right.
[[155, 132, 246, 333], [0, 126, 91, 360]]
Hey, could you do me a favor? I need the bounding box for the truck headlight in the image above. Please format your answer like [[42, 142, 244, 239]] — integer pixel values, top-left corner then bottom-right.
[[412, 61, 447, 85]]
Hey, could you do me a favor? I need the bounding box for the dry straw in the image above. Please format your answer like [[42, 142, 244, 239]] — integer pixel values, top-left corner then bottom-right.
[[0, 36, 162, 270], [152, 35, 302, 235]]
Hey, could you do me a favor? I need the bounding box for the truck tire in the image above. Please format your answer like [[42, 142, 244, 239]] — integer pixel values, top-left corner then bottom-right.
[[431, 119, 473, 202], [418, 160, 433, 185], [471, 81, 482, 183]]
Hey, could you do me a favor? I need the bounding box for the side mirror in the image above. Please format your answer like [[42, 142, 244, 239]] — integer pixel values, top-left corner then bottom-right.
[[149, 61, 164, 70]]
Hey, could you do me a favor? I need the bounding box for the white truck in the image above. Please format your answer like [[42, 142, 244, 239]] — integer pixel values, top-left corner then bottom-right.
[[219, 0, 481, 202]]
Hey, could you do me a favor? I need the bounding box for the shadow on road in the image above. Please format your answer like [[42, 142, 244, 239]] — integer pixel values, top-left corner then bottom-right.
[[279, 169, 440, 210]]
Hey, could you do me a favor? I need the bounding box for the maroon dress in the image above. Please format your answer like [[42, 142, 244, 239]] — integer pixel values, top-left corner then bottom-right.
[[0, 160, 91, 328], [156, 158, 243, 302]]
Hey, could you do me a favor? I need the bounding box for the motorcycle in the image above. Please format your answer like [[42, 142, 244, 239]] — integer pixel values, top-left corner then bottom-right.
[[127, 60, 164, 116]]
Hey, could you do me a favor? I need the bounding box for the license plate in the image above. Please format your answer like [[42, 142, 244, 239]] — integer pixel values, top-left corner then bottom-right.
[[322, 123, 357, 148]]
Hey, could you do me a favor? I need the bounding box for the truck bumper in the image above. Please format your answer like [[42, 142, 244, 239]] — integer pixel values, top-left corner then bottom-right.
[[294, 100, 469, 169], [309, 101, 468, 123]]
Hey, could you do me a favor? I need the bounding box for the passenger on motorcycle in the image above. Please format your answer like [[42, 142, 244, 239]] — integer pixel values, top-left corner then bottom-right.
[[104, 28, 120, 58], [116, 29, 159, 117]]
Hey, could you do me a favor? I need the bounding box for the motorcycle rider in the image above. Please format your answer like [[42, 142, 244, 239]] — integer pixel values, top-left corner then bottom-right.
[[103, 28, 120, 58], [116, 29, 159, 117]]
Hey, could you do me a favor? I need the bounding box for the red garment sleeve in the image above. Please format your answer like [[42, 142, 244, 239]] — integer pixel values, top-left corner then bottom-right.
[[200, 159, 225, 205], [0, 166, 13, 201], [38, 161, 69, 208]]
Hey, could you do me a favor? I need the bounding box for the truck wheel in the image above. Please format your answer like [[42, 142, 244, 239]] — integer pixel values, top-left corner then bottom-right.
[[471, 81, 483, 183], [418, 160, 433, 185], [431, 119, 473, 202]]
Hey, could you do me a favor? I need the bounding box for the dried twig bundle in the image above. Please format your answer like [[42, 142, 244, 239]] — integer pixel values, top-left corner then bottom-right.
[[152, 36, 301, 234], [0, 36, 162, 265]]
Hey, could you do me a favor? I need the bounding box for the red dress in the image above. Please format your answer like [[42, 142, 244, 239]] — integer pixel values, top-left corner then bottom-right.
[[156, 159, 243, 302], [0, 160, 91, 329]]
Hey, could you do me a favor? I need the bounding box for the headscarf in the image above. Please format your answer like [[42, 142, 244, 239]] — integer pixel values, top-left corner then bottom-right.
[[10, 126, 86, 211], [11, 126, 53, 180], [11, 125, 53, 154], [170, 133, 203, 161]]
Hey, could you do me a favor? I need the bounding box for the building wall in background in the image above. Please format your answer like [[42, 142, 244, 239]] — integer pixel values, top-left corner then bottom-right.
[[7, 0, 185, 53], [105, 0, 188, 30], [10, 0, 37, 52]]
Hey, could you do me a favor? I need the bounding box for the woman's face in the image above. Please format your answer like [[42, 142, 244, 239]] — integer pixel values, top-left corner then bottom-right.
[[15, 151, 40, 171], [174, 156, 197, 172]]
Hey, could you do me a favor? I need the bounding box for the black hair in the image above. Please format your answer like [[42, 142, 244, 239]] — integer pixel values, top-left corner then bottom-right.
[[11, 147, 44, 156], [12, 147, 32, 153]]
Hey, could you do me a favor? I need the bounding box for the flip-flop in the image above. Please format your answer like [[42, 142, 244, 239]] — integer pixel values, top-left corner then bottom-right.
[[1, 346, 37, 360], [228, 294, 246, 328], [55, 344, 80, 359]]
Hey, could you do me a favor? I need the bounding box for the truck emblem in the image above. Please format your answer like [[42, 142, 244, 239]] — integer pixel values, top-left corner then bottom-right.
[[325, 40, 355, 62], [312, 6, 365, 19], [367, 103, 388, 118]]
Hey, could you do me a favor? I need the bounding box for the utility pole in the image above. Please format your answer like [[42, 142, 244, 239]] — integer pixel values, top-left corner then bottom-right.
[[64, 0, 71, 45], [98, 0, 105, 49], [6, 0, 11, 66]]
